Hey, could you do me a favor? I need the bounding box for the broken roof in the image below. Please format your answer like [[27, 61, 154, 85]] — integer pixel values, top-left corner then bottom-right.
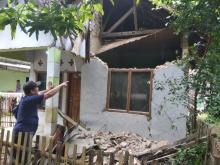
[[102, 0, 169, 32], [95, 28, 178, 56]]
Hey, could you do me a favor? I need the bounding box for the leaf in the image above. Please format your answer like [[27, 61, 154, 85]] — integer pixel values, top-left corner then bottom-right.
[[19, 23, 27, 34], [14, 0, 18, 5], [94, 3, 104, 15], [7, 0, 12, 7], [10, 22, 17, 39], [0, 13, 9, 30], [0, 0, 103, 42], [109, 0, 114, 5], [28, 0, 37, 6], [44, 29, 49, 34], [28, 27, 35, 37], [35, 29, 39, 40], [50, 29, 57, 40], [136, 0, 140, 5]]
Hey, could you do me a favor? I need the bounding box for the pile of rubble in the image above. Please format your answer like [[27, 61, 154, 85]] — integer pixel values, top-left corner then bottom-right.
[[67, 130, 169, 158], [58, 111, 171, 164], [56, 112, 207, 164]]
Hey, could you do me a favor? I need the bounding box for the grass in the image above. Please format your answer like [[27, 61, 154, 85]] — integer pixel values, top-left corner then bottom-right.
[[198, 113, 220, 126], [197, 113, 208, 121], [198, 113, 220, 138]]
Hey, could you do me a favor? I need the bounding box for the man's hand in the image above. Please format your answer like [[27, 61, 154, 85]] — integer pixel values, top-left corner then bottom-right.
[[39, 81, 54, 95], [44, 81, 69, 100], [61, 81, 69, 87]]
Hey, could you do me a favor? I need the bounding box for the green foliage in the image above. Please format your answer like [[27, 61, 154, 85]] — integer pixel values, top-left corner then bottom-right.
[[173, 143, 206, 165], [151, 0, 220, 34], [109, 0, 140, 5], [151, 0, 220, 123], [0, 0, 104, 40]]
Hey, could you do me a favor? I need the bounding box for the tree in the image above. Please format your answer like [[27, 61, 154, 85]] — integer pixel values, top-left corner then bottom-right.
[[0, 0, 103, 43], [151, 0, 220, 122]]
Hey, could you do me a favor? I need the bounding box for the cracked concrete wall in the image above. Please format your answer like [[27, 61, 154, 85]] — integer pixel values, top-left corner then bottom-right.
[[80, 58, 187, 142]]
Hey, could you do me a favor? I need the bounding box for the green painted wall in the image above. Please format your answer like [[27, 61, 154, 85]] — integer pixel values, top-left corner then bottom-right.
[[0, 69, 29, 92]]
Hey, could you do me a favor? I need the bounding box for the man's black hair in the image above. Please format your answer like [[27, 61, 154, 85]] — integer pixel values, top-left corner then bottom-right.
[[23, 81, 39, 95]]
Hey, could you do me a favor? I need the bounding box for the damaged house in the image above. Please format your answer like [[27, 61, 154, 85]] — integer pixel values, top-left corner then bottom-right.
[[80, 0, 188, 142], [0, 0, 188, 142]]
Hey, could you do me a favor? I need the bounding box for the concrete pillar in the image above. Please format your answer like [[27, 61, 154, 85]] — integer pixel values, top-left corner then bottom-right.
[[45, 47, 61, 135], [90, 13, 102, 55], [29, 62, 36, 81]]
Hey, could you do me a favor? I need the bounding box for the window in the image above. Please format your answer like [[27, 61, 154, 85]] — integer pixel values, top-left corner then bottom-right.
[[106, 69, 153, 115]]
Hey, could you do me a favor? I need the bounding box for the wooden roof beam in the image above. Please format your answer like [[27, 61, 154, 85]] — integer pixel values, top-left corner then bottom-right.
[[106, 7, 135, 33], [102, 28, 164, 39], [102, 9, 114, 31], [133, 0, 138, 31]]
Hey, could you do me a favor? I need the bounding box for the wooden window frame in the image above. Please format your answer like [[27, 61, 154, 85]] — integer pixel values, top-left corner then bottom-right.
[[106, 68, 154, 116]]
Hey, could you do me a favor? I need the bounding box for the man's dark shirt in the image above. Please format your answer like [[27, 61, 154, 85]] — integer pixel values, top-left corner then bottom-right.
[[13, 94, 44, 134]]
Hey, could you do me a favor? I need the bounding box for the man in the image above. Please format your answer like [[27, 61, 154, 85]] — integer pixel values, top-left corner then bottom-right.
[[15, 80, 21, 92], [12, 80, 68, 163], [13, 80, 68, 135]]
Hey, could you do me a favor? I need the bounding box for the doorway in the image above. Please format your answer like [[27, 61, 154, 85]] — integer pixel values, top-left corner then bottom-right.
[[67, 72, 81, 122]]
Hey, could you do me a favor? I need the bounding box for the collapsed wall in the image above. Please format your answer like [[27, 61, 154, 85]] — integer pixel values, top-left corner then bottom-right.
[[80, 58, 187, 142]]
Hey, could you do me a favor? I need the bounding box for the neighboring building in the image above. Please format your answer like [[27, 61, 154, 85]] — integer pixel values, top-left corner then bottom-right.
[[0, 0, 188, 142], [0, 56, 30, 92]]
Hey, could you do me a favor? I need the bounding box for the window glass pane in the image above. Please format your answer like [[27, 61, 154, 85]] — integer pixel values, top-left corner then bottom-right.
[[109, 72, 128, 110], [130, 72, 151, 112]]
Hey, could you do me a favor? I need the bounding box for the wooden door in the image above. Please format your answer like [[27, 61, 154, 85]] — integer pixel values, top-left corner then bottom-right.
[[67, 72, 81, 122]]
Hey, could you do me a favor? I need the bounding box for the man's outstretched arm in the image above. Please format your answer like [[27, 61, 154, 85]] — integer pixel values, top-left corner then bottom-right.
[[39, 81, 54, 95], [44, 81, 68, 100]]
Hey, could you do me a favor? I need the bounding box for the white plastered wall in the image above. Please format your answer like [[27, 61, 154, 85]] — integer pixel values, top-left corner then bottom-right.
[[0, 26, 86, 57], [0, 26, 54, 51], [80, 57, 187, 142], [30, 51, 84, 73]]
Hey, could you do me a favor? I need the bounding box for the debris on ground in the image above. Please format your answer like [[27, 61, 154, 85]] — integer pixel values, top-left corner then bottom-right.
[[48, 117, 208, 165], [66, 129, 170, 158]]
